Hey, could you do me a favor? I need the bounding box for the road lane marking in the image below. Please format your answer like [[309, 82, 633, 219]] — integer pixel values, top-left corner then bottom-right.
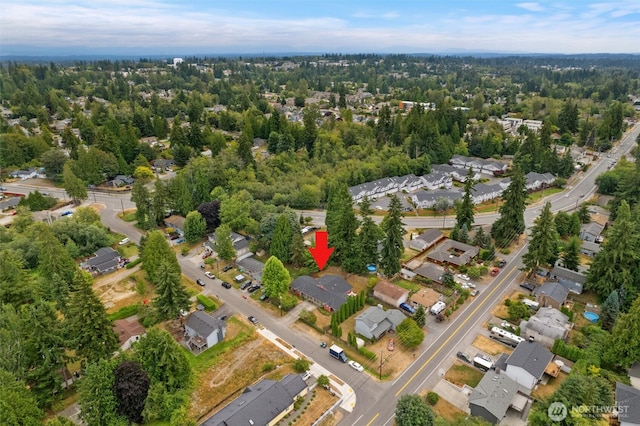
[[365, 413, 379, 426], [394, 265, 521, 397]]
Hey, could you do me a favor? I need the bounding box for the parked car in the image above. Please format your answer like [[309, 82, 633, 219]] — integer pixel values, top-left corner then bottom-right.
[[248, 315, 258, 324], [175, 238, 185, 244], [348, 360, 364, 372], [221, 281, 232, 289], [301, 370, 312, 381], [119, 237, 130, 245], [240, 280, 252, 290], [490, 267, 500, 276], [196, 279, 205, 286], [218, 315, 228, 321], [61, 211, 73, 217], [470, 289, 479, 297], [196, 303, 205, 311], [247, 284, 261, 293], [259, 293, 269, 301], [205, 271, 215, 279], [222, 265, 233, 272], [498, 260, 507, 268], [387, 339, 395, 351], [457, 351, 472, 363], [320, 341, 327, 348], [201, 251, 212, 259], [520, 282, 536, 292], [457, 274, 470, 281]]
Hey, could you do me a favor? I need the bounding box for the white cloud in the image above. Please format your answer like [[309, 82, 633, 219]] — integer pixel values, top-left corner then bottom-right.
[[516, 2, 545, 12]]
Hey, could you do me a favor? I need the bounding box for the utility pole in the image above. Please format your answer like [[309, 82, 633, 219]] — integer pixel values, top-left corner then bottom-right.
[[379, 350, 383, 380], [120, 198, 125, 215]]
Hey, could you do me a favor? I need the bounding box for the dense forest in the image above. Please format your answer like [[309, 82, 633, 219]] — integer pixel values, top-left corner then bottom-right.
[[1, 54, 640, 425]]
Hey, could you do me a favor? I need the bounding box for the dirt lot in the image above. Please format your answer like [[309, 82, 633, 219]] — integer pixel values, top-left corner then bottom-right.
[[472, 334, 513, 356], [429, 395, 467, 422], [491, 290, 529, 319], [94, 265, 146, 311]]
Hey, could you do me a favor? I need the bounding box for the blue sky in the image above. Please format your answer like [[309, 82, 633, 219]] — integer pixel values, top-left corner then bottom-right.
[[1, 0, 639, 56]]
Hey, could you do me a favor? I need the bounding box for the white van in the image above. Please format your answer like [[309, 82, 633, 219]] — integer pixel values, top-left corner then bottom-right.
[[430, 301, 446, 315]]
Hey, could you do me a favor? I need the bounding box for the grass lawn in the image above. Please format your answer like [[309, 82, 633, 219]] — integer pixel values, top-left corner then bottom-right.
[[527, 187, 564, 203], [117, 242, 138, 258], [394, 279, 423, 293], [532, 371, 568, 400], [444, 362, 485, 388], [119, 209, 137, 222], [430, 396, 467, 422]]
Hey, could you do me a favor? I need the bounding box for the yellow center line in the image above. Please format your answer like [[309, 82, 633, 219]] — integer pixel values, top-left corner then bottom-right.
[[366, 413, 380, 426], [394, 268, 518, 397]]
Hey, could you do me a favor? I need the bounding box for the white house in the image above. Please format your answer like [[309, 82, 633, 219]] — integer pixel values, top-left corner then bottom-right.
[[410, 229, 445, 252], [471, 183, 504, 204], [185, 311, 226, 353], [422, 171, 452, 190], [373, 281, 409, 308], [503, 341, 554, 391], [525, 172, 556, 192], [411, 189, 462, 209], [113, 318, 146, 351]]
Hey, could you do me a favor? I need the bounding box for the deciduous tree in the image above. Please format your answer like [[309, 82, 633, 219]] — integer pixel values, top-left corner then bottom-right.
[[262, 256, 291, 299], [183, 210, 207, 243], [395, 394, 435, 426], [396, 318, 424, 348], [214, 224, 235, 261], [112, 361, 150, 424]]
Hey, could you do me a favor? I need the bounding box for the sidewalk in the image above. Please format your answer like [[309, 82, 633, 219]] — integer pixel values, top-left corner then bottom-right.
[[257, 328, 356, 413]]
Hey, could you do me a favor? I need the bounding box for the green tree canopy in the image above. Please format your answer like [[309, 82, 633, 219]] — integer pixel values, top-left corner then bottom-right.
[[396, 318, 425, 348], [491, 164, 527, 247], [380, 194, 405, 277], [395, 394, 435, 426], [262, 256, 291, 299], [522, 202, 559, 270], [183, 210, 207, 243]]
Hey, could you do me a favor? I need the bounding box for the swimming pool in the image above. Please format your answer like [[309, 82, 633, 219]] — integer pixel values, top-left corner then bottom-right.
[[583, 311, 599, 323]]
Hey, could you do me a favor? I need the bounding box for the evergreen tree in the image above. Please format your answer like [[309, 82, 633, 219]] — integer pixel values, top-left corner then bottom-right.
[[150, 179, 169, 226], [289, 229, 306, 268], [78, 358, 126, 426], [270, 214, 292, 262], [153, 257, 190, 320], [380, 195, 405, 277], [472, 226, 489, 248], [586, 201, 639, 304], [522, 202, 559, 270], [600, 290, 620, 331], [141, 230, 178, 285], [131, 180, 152, 230], [358, 197, 382, 268], [21, 300, 67, 408], [561, 236, 581, 271], [183, 210, 207, 243], [65, 270, 118, 366], [214, 224, 235, 261], [414, 305, 426, 328], [0, 369, 44, 425], [62, 163, 87, 205], [455, 168, 476, 230], [326, 182, 358, 263], [577, 205, 591, 224], [237, 120, 255, 168], [605, 294, 640, 368], [491, 164, 527, 247]]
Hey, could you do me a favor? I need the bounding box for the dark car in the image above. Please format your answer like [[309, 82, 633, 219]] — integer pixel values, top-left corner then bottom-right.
[[240, 280, 252, 290], [221, 281, 232, 289], [248, 315, 258, 324], [196, 279, 206, 286], [520, 282, 536, 292], [218, 315, 228, 321], [457, 351, 472, 363], [247, 284, 261, 293], [259, 293, 269, 301], [498, 260, 507, 268], [222, 265, 233, 272]]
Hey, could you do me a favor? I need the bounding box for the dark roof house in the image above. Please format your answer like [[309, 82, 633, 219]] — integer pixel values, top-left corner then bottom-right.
[[409, 229, 445, 252], [504, 341, 554, 391], [83, 247, 120, 274], [185, 311, 226, 353], [469, 372, 519, 424], [290, 274, 352, 311], [202, 374, 307, 426], [413, 263, 445, 284], [426, 239, 479, 267], [535, 282, 569, 309], [549, 265, 586, 294]]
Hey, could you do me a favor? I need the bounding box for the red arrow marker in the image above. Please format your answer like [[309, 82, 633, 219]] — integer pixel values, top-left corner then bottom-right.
[[308, 231, 334, 270]]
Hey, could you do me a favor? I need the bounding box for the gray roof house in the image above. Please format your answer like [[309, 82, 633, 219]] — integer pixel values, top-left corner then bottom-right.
[[108, 175, 135, 187], [185, 311, 226, 353], [580, 240, 601, 257], [504, 341, 554, 391], [426, 239, 479, 267], [207, 231, 251, 258], [0, 196, 22, 211], [471, 183, 504, 204], [630, 362, 640, 390], [469, 372, 520, 424], [580, 222, 605, 242], [616, 382, 640, 426], [354, 306, 405, 340], [410, 229, 445, 252], [290, 274, 353, 312], [411, 189, 463, 209], [519, 307, 572, 348], [525, 172, 555, 191], [535, 282, 569, 309], [83, 247, 120, 274], [164, 215, 186, 236], [413, 263, 445, 284], [549, 265, 586, 294], [202, 374, 307, 426]]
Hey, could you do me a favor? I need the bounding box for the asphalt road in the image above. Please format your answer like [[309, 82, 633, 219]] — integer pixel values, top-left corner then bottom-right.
[[3, 124, 637, 425]]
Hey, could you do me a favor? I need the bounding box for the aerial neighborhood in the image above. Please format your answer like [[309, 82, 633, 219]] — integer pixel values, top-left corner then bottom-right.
[[1, 51, 640, 426]]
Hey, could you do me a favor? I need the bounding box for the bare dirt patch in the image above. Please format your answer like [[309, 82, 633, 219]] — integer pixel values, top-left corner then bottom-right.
[[491, 290, 527, 319], [429, 395, 467, 422], [190, 336, 292, 422], [532, 371, 568, 400], [472, 334, 513, 356]]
